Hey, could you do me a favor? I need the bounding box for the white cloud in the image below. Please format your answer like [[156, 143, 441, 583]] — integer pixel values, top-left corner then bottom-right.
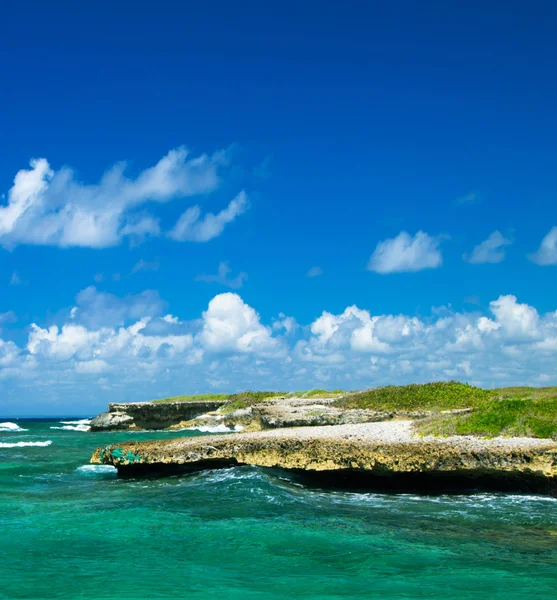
[[529, 226, 557, 265], [3, 290, 557, 410], [75, 359, 112, 374], [195, 261, 247, 289], [466, 230, 512, 264], [273, 313, 298, 334], [367, 231, 443, 274], [199, 293, 281, 355], [168, 191, 249, 242], [0, 147, 232, 249], [307, 266, 323, 277], [131, 259, 160, 274], [70, 286, 166, 329]]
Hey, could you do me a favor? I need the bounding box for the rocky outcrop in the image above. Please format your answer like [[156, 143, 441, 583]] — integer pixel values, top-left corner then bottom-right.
[[91, 421, 557, 492], [254, 404, 392, 428], [89, 400, 227, 431]]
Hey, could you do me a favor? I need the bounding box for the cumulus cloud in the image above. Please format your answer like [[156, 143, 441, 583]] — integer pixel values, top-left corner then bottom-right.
[[3, 290, 557, 409], [69, 286, 166, 329], [195, 261, 247, 289], [367, 231, 443, 274], [529, 226, 557, 265], [0, 147, 243, 249], [465, 230, 513, 264], [199, 293, 281, 355], [168, 191, 249, 242]]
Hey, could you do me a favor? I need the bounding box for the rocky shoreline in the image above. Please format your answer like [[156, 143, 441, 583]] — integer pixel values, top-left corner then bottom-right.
[[89, 399, 227, 431], [90, 419, 557, 493], [89, 388, 557, 493]]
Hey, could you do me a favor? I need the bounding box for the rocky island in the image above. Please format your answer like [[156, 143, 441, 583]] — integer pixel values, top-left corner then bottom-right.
[[90, 382, 557, 493]]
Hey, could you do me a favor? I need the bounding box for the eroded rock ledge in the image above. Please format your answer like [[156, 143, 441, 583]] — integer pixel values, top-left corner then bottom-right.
[[89, 400, 226, 431], [91, 421, 557, 492]]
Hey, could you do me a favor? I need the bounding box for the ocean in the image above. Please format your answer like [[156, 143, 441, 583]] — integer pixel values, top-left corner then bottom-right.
[[1, 419, 557, 599]]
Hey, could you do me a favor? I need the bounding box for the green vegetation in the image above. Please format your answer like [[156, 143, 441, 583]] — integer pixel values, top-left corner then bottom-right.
[[333, 381, 491, 411], [152, 393, 231, 403], [152, 389, 345, 407], [220, 391, 285, 412], [335, 382, 557, 439], [151, 382, 557, 439], [290, 389, 345, 399], [418, 395, 557, 439]]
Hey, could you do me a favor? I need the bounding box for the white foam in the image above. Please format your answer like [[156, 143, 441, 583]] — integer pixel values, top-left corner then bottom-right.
[[60, 419, 91, 425], [50, 425, 90, 432], [0, 422, 28, 432], [76, 464, 117, 475], [0, 440, 52, 448], [183, 423, 244, 433]]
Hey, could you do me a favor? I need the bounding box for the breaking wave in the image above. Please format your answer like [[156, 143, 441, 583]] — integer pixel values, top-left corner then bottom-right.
[[51, 425, 90, 432], [0, 440, 52, 448], [183, 424, 244, 433], [76, 464, 117, 475], [0, 422, 28, 432], [51, 418, 91, 432]]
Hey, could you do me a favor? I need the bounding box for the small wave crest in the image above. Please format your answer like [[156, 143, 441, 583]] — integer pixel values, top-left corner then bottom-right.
[[0, 440, 52, 448], [182, 424, 245, 433], [50, 418, 91, 432], [50, 425, 90, 432], [76, 464, 117, 475], [0, 422, 28, 432]]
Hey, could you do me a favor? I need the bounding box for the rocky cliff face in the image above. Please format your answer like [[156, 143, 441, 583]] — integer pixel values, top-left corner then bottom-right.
[[89, 400, 227, 431], [91, 421, 557, 493]]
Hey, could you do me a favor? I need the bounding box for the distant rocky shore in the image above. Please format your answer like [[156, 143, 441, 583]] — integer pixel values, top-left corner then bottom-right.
[[89, 389, 557, 493], [89, 399, 227, 431]]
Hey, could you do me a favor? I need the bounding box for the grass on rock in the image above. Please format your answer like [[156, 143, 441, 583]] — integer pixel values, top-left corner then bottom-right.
[[152, 393, 230, 403], [151, 382, 557, 439], [418, 394, 557, 439], [333, 381, 491, 411]]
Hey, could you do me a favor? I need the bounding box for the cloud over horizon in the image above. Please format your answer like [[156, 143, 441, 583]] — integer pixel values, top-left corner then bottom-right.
[[2, 287, 557, 414]]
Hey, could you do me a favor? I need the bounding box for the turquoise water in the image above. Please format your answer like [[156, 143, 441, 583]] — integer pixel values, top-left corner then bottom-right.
[[1, 420, 557, 600]]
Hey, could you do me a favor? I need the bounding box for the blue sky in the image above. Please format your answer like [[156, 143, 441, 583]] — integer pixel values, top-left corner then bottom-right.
[[1, 1, 557, 416]]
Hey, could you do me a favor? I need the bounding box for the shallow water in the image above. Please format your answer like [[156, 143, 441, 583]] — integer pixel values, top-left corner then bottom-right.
[[1, 420, 557, 599]]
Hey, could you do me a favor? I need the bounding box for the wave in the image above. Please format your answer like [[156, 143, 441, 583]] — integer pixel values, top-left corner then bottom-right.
[[182, 424, 245, 433], [60, 419, 91, 425], [50, 424, 90, 432], [0, 440, 52, 448], [0, 422, 28, 432], [76, 464, 117, 475]]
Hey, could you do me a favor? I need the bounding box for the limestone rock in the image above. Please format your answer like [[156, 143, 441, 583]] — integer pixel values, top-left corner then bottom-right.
[[91, 421, 557, 492]]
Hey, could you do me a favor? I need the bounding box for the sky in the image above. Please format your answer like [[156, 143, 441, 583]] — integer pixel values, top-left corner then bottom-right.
[[1, 1, 557, 416]]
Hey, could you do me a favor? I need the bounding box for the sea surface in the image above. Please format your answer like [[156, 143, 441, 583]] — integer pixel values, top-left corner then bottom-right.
[[1, 419, 557, 600]]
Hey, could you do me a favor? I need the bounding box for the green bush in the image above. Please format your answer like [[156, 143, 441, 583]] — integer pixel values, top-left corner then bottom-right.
[[221, 391, 285, 412], [418, 396, 557, 439], [334, 381, 491, 411], [152, 393, 230, 403]]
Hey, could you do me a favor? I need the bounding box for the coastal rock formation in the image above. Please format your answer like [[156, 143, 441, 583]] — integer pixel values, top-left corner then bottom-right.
[[91, 421, 557, 492], [254, 403, 392, 428], [89, 400, 227, 431]]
